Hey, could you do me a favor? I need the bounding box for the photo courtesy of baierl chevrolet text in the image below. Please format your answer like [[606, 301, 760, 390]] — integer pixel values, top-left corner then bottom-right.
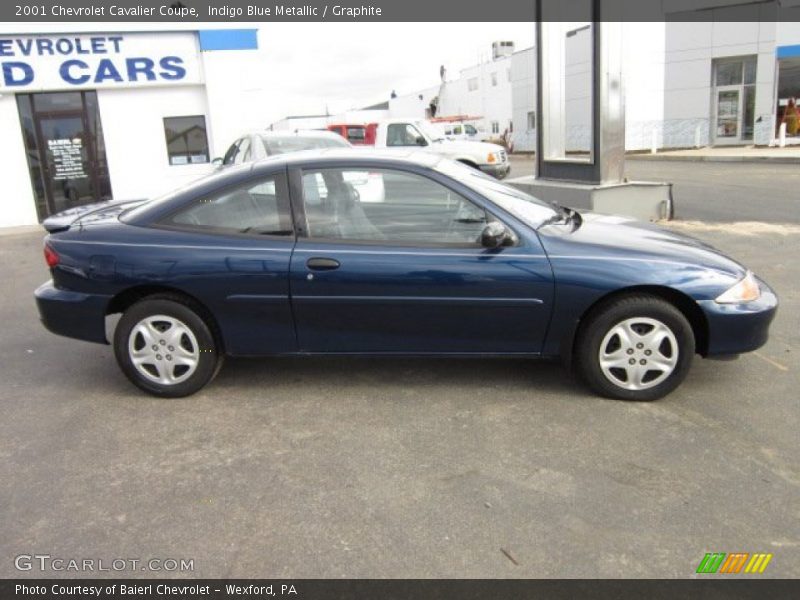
[[0, 1, 798, 599]]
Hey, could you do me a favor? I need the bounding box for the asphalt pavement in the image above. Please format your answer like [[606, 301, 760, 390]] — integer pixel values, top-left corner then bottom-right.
[[0, 161, 798, 578], [509, 155, 800, 224]]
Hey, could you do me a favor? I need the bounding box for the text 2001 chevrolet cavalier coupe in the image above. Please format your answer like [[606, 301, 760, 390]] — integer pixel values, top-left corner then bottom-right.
[[35, 150, 777, 400]]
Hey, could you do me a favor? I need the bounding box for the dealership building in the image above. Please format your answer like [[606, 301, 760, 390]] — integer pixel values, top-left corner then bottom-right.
[[1, 10, 800, 229], [0, 26, 261, 228]]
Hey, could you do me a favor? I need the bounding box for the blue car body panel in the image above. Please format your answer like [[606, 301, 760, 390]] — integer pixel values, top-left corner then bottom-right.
[[34, 151, 777, 361]]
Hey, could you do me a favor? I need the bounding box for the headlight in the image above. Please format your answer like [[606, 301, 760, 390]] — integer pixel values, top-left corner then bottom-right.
[[715, 271, 761, 304]]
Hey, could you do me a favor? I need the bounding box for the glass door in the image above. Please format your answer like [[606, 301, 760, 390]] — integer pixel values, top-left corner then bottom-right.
[[715, 88, 741, 141], [17, 91, 112, 220]]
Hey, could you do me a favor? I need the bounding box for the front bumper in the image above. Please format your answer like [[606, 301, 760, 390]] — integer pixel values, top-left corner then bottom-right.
[[35, 280, 110, 345], [479, 163, 511, 180], [699, 278, 778, 356]]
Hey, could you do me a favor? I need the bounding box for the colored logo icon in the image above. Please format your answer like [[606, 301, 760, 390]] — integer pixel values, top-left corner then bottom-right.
[[696, 552, 773, 574]]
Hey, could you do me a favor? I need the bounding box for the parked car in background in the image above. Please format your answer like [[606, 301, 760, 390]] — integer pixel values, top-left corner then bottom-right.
[[327, 123, 375, 145], [439, 121, 481, 142], [367, 119, 510, 179], [219, 130, 384, 202], [216, 130, 349, 167], [35, 150, 777, 401]]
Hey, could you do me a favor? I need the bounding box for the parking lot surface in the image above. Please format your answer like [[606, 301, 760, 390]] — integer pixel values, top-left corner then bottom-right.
[[1, 167, 798, 578]]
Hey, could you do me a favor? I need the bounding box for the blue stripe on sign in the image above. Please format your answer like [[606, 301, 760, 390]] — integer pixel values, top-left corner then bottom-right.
[[198, 29, 258, 51], [777, 44, 800, 59]]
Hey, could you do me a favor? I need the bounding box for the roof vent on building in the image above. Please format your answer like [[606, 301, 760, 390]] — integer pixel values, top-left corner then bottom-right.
[[492, 41, 514, 60]]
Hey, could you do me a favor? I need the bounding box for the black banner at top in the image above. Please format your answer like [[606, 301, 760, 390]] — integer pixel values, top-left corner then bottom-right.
[[1, 0, 800, 23]]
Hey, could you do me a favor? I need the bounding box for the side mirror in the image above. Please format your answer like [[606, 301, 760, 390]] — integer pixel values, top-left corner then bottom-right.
[[211, 157, 223, 166], [415, 136, 428, 147], [480, 221, 513, 248]]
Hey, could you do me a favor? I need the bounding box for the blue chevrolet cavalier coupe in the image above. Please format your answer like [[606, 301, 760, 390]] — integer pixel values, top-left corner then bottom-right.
[[35, 150, 777, 400]]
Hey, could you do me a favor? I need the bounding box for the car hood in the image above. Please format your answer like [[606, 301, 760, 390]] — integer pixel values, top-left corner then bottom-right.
[[539, 211, 747, 280], [42, 199, 148, 233]]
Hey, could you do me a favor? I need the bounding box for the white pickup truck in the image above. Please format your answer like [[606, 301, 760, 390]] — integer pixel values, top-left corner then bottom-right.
[[369, 119, 510, 179]]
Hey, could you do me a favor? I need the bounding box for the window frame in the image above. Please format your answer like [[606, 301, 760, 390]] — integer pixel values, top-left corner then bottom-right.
[[163, 115, 211, 166], [153, 168, 295, 240], [287, 164, 517, 249]]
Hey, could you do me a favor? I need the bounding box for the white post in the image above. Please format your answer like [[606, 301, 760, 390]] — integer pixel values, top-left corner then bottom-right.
[[651, 128, 657, 154], [778, 122, 787, 148], [695, 125, 702, 148]]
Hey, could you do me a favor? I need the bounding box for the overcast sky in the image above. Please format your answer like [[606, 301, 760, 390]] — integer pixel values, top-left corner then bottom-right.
[[248, 22, 536, 123], [2, 22, 535, 125]]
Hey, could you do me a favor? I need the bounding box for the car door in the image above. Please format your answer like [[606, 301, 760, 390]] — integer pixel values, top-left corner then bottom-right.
[[156, 168, 297, 356], [287, 164, 554, 354]]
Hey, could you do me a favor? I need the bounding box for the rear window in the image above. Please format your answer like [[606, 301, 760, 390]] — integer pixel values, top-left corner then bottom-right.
[[346, 127, 366, 142], [261, 135, 349, 155]]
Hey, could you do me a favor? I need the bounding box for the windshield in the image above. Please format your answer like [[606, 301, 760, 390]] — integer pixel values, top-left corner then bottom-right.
[[435, 159, 560, 228], [262, 135, 349, 155], [415, 121, 444, 142]]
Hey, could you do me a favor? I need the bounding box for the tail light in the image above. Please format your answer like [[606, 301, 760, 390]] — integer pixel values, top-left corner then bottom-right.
[[44, 243, 60, 268]]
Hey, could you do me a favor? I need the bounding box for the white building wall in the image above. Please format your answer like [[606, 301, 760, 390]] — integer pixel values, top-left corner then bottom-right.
[[511, 47, 536, 152], [0, 94, 38, 227], [98, 85, 213, 201], [438, 54, 514, 139], [664, 16, 778, 147], [389, 86, 439, 119]]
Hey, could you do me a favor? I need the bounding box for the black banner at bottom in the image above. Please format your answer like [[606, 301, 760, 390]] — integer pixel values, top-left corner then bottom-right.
[[1, 579, 799, 600]]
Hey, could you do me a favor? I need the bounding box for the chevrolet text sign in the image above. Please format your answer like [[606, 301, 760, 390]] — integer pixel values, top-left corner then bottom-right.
[[0, 32, 202, 91]]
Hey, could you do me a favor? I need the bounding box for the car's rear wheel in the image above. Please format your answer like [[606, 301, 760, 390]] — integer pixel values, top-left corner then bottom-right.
[[113, 296, 222, 397], [575, 295, 695, 401]]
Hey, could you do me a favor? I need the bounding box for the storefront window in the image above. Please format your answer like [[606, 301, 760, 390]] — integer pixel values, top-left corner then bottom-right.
[[163, 116, 210, 165], [777, 57, 800, 139]]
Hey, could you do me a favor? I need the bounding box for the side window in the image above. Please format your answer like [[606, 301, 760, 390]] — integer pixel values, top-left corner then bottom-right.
[[300, 168, 489, 245], [386, 123, 425, 147], [453, 125, 463, 135], [222, 139, 241, 165], [234, 137, 251, 164], [166, 174, 292, 235], [465, 124, 478, 135]]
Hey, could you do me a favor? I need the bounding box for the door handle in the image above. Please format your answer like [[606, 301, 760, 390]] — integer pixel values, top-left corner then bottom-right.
[[306, 257, 340, 271]]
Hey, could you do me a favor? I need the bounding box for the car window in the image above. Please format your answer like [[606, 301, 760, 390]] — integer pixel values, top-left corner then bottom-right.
[[300, 168, 489, 245], [465, 124, 477, 135], [222, 139, 242, 165], [165, 174, 293, 235], [261, 135, 348, 155], [234, 137, 251, 164], [453, 125, 463, 135], [386, 124, 426, 147]]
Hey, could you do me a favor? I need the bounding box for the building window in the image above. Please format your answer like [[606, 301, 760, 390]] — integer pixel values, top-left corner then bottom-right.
[[527, 111, 536, 131], [491, 121, 500, 134], [467, 77, 479, 92], [163, 116, 210, 165], [491, 72, 498, 87]]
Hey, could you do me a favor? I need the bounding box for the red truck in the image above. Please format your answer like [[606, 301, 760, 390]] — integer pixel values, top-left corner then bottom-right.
[[327, 123, 377, 145]]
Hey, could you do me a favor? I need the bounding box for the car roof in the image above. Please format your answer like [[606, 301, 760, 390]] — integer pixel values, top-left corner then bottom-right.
[[249, 147, 442, 170], [253, 130, 344, 140]]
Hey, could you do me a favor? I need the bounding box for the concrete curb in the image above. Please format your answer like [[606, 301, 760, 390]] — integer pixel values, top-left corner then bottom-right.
[[626, 153, 800, 164]]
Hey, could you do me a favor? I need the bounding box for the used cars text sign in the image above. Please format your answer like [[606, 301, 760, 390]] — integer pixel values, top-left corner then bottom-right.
[[0, 32, 203, 91]]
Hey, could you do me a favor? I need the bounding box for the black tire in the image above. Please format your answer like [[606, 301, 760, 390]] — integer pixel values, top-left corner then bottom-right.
[[575, 295, 695, 401], [113, 295, 223, 397]]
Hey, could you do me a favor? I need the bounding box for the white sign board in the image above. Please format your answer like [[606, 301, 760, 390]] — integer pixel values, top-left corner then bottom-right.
[[0, 32, 203, 92]]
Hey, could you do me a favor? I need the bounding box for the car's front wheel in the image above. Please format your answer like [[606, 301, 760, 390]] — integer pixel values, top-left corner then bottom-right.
[[113, 296, 222, 397], [575, 295, 695, 401]]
